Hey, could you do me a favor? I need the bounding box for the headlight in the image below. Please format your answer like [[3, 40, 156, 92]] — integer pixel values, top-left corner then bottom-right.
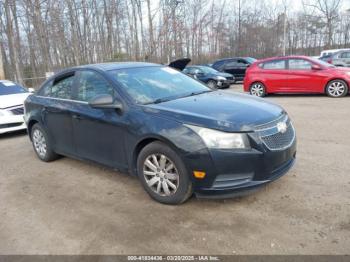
[[215, 76, 226, 81], [345, 72, 350, 77], [186, 125, 250, 149]]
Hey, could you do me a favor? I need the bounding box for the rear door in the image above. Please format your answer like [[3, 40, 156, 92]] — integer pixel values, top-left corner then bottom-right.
[[222, 60, 239, 77], [39, 72, 77, 155], [70, 69, 128, 169], [260, 59, 288, 92]]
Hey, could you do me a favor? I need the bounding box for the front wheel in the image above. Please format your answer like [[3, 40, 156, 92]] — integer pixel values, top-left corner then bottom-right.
[[326, 80, 348, 98], [31, 123, 59, 162], [137, 142, 192, 205], [250, 82, 266, 97], [207, 80, 217, 89]]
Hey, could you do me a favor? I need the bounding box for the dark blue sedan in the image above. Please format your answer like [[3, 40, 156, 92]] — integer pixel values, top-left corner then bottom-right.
[[183, 65, 235, 89], [24, 62, 296, 204]]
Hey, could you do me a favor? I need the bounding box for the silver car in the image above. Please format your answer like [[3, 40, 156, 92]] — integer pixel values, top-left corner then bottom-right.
[[330, 50, 350, 67]]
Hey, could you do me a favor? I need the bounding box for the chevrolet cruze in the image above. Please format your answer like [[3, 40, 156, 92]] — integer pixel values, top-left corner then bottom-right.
[[24, 63, 296, 204]]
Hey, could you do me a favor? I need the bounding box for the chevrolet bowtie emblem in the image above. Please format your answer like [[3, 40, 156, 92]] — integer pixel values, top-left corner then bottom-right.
[[277, 122, 287, 134]]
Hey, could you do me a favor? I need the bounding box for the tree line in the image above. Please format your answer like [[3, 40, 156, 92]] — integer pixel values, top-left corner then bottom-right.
[[0, 0, 349, 87]]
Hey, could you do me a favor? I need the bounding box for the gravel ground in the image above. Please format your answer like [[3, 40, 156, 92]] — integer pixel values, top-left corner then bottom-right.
[[0, 85, 349, 255]]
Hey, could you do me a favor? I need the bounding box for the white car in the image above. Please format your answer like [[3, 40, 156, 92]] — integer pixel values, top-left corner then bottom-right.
[[0, 80, 33, 134]]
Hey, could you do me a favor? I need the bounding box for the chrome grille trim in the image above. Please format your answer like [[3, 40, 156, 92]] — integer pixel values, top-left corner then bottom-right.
[[9, 106, 24, 115], [255, 113, 288, 131], [260, 122, 296, 151], [255, 114, 296, 151]]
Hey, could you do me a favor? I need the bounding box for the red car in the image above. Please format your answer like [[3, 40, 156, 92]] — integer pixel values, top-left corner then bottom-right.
[[243, 55, 350, 98]]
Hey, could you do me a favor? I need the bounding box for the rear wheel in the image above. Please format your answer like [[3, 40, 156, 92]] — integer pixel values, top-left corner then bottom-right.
[[137, 141, 192, 205], [326, 80, 348, 98], [31, 123, 58, 162], [250, 82, 266, 97]]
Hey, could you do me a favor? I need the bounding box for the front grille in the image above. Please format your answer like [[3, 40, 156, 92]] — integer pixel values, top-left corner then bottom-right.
[[260, 122, 295, 150], [226, 76, 234, 81], [9, 106, 24, 115]]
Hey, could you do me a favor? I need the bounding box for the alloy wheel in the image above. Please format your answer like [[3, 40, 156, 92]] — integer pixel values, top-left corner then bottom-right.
[[250, 83, 265, 97], [143, 154, 179, 196], [32, 129, 47, 158], [328, 81, 346, 97], [207, 81, 217, 89]]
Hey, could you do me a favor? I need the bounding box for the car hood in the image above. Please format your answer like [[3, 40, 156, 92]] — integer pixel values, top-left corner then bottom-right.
[[215, 72, 234, 78], [143, 91, 284, 132], [0, 93, 30, 109]]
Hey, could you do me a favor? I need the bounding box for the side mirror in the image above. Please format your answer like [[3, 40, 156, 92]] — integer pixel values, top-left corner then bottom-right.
[[88, 94, 123, 110], [28, 88, 35, 93], [312, 64, 322, 70]]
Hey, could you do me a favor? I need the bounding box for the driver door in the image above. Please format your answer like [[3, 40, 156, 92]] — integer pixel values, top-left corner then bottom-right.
[[71, 70, 128, 169]]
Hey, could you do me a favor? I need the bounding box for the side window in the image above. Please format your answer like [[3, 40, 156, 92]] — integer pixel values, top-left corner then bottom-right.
[[225, 60, 237, 68], [237, 59, 248, 66], [212, 61, 225, 70], [288, 59, 312, 70], [51, 74, 75, 99], [76, 70, 114, 102], [341, 52, 350, 58], [38, 80, 53, 96], [263, 60, 286, 69]]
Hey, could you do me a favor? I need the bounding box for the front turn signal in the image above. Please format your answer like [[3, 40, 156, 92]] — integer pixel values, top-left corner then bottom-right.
[[193, 171, 206, 179]]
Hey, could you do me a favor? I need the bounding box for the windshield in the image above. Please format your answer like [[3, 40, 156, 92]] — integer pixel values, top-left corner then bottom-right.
[[197, 66, 219, 74], [244, 57, 257, 64], [109, 66, 212, 105], [0, 82, 28, 96], [310, 57, 335, 68]]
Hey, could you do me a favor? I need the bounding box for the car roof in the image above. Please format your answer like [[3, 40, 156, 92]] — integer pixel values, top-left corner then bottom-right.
[[214, 57, 256, 62], [257, 55, 312, 63], [70, 62, 160, 71], [213, 57, 247, 62], [186, 65, 205, 68]]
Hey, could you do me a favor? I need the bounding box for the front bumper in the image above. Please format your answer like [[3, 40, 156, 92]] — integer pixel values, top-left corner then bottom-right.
[[217, 79, 235, 88], [195, 154, 295, 199], [183, 134, 297, 199], [0, 115, 27, 134]]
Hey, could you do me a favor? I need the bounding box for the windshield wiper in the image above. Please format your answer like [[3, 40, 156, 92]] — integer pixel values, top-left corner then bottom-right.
[[143, 97, 173, 105], [143, 90, 213, 105], [180, 89, 213, 99]]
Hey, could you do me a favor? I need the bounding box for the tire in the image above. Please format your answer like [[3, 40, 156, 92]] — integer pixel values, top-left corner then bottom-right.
[[325, 79, 348, 98], [31, 123, 59, 162], [250, 82, 266, 97], [207, 80, 217, 89], [137, 141, 193, 205]]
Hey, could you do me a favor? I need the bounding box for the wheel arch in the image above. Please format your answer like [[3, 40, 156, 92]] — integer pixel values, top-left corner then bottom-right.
[[324, 78, 349, 93], [27, 119, 39, 140], [131, 135, 183, 176]]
